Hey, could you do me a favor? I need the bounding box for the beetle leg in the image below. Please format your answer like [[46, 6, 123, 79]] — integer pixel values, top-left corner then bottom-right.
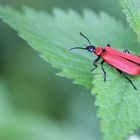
[[107, 44, 111, 47], [116, 69, 137, 90], [101, 61, 106, 82], [91, 56, 100, 72], [123, 49, 130, 54]]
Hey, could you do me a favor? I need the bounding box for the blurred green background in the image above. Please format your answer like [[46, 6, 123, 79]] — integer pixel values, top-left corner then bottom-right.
[[0, 0, 129, 140]]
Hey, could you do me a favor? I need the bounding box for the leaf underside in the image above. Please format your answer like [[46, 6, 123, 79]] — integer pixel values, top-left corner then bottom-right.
[[0, 5, 140, 140]]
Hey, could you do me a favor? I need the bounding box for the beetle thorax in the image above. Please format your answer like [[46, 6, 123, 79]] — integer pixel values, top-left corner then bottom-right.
[[95, 47, 104, 56]]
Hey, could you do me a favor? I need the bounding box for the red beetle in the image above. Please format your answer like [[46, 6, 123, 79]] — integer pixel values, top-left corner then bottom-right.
[[70, 32, 140, 90]]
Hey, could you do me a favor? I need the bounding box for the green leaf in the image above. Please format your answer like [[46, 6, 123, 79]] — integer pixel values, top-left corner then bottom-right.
[[0, 6, 137, 89], [0, 5, 140, 140], [120, 0, 140, 41], [92, 65, 140, 140]]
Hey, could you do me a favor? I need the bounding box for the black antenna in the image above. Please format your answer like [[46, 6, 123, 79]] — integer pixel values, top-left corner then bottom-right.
[[80, 32, 91, 45], [70, 47, 86, 51]]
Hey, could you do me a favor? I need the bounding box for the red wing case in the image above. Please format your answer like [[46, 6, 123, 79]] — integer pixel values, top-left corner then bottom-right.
[[105, 46, 140, 64], [101, 51, 140, 75]]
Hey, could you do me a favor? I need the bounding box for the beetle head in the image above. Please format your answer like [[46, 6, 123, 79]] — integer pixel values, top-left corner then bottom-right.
[[86, 45, 96, 52], [70, 32, 96, 53]]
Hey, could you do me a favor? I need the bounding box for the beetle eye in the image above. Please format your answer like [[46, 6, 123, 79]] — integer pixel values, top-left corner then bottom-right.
[[89, 48, 94, 52], [90, 48, 93, 51]]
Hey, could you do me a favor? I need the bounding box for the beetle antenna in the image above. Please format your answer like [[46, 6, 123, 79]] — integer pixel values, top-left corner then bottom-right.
[[70, 47, 86, 50], [80, 32, 91, 45], [80, 32, 102, 46]]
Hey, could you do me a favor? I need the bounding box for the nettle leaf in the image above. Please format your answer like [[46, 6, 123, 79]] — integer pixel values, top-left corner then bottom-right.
[[120, 0, 140, 41], [0, 5, 140, 140], [92, 66, 140, 140]]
